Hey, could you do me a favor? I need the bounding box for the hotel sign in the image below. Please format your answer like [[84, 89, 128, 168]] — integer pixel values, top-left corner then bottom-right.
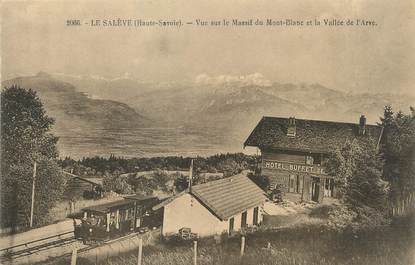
[[262, 160, 327, 175]]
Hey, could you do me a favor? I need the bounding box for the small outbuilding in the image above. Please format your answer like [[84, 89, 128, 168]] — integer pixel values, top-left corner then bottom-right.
[[153, 175, 267, 237]]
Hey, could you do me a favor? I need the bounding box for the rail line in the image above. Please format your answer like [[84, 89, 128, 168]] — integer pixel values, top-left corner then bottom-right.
[[0, 230, 147, 264], [51, 231, 144, 259], [0, 231, 76, 262]]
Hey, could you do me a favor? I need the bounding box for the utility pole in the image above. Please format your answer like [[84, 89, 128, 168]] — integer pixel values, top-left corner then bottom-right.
[[193, 240, 197, 265], [240, 236, 245, 257], [29, 161, 37, 228], [137, 237, 143, 265], [189, 159, 193, 193], [71, 247, 78, 265]]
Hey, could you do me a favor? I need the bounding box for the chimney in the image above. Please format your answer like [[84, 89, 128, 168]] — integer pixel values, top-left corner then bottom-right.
[[359, 115, 366, 135], [287, 117, 296, 137], [188, 159, 193, 193]]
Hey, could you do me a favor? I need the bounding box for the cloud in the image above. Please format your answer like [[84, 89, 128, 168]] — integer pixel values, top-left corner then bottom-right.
[[194, 73, 272, 87]]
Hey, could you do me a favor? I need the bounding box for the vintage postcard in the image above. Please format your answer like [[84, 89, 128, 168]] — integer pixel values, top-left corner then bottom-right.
[[1, 0, 414, 264]]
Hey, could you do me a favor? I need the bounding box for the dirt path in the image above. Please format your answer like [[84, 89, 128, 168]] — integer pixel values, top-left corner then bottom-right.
[[262, 199, 336, 228]]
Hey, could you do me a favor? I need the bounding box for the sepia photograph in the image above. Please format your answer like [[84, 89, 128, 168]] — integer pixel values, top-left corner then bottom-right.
[[1, 0, 414, 264]]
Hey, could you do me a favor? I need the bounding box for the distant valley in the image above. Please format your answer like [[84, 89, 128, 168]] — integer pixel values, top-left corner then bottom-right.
[[3, 73, 414, 159]]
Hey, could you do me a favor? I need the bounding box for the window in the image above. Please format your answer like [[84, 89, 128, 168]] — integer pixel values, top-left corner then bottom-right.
[[314, 155, 322, 165], [127, 208, 135, 220], [229, 217, 234, 233], [253, 207, 259, 225], [305, 156, 314, 165], [324, 178, 335, 197], [325, 178, 330, 189], [241, 211, 247, 228]]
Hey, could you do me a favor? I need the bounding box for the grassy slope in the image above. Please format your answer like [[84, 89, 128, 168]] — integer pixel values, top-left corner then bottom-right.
[[47, 212, 414, 265]]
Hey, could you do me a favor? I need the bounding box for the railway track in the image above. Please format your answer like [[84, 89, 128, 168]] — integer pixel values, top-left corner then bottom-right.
[[0, 231, 76, 262], [0, 230, 149, 264]]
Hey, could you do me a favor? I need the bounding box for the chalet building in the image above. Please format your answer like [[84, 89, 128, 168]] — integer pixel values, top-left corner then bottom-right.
[[153, 175, 267, 237], [244, 115, 384, 203]]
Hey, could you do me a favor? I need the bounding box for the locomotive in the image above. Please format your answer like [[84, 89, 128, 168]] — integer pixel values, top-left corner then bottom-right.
[[73, 195, 163, 243]]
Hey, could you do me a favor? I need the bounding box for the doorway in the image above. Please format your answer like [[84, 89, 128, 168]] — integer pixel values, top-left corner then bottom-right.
[[311, 177, 320, 202]]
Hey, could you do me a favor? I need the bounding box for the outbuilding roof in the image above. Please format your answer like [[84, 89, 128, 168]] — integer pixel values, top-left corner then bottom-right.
[[123, 194, 157, 201], [153, 175, 267, 221], [244, 116, 383, 153], [62, 171, 103, 186]]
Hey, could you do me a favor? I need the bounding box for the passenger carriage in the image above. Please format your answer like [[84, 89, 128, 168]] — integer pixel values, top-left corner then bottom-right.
[[73, 195, 162, 243]]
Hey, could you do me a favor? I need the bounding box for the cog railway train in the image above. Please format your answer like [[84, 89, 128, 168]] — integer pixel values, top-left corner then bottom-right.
[[73, 195, 163, 243]]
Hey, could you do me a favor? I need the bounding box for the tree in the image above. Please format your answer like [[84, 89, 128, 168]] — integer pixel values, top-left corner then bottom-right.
[[325, 138, 389, 230], [217, 158, 242, 177], [1, 85, 65, 227], [151, 170, 170, 192], [379, 106, 415, 204], [326, 139, 387, 211], [102, 171, 134, 194], [247, 172, 270, 191]]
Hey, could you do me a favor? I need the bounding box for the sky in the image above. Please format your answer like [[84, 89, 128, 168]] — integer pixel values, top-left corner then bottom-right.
[[2, 0, 414, 95]]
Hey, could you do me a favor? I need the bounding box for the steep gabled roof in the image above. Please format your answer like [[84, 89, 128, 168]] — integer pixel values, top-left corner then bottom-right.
[[191, 175, 266, 220], [153, 175, 267, 221], [244, 116, 383, 153]]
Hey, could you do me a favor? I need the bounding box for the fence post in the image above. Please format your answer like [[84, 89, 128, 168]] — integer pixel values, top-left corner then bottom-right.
[[398, 200, 402, 215], [137, 237, 143, 265], [240, 236, 245, 257], [71, 248, 77, 265], [193, 241, 198, 265]]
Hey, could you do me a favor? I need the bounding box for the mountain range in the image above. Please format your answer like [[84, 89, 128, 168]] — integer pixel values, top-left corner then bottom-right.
[[2, 72, 414, 158], [2, 72, 148, 130]]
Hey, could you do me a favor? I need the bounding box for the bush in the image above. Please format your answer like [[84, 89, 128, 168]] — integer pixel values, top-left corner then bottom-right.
[[151, 170, 170, 192], [82, 188, 102, 200], [309, 205, 333, 219], [103, 173, 134, 194], [352, 205, 391, 230], [174, 175, 189, 193], [327, 204, 390, 232], [270, 184, 285, 203], [327, 204, 357, 232]]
